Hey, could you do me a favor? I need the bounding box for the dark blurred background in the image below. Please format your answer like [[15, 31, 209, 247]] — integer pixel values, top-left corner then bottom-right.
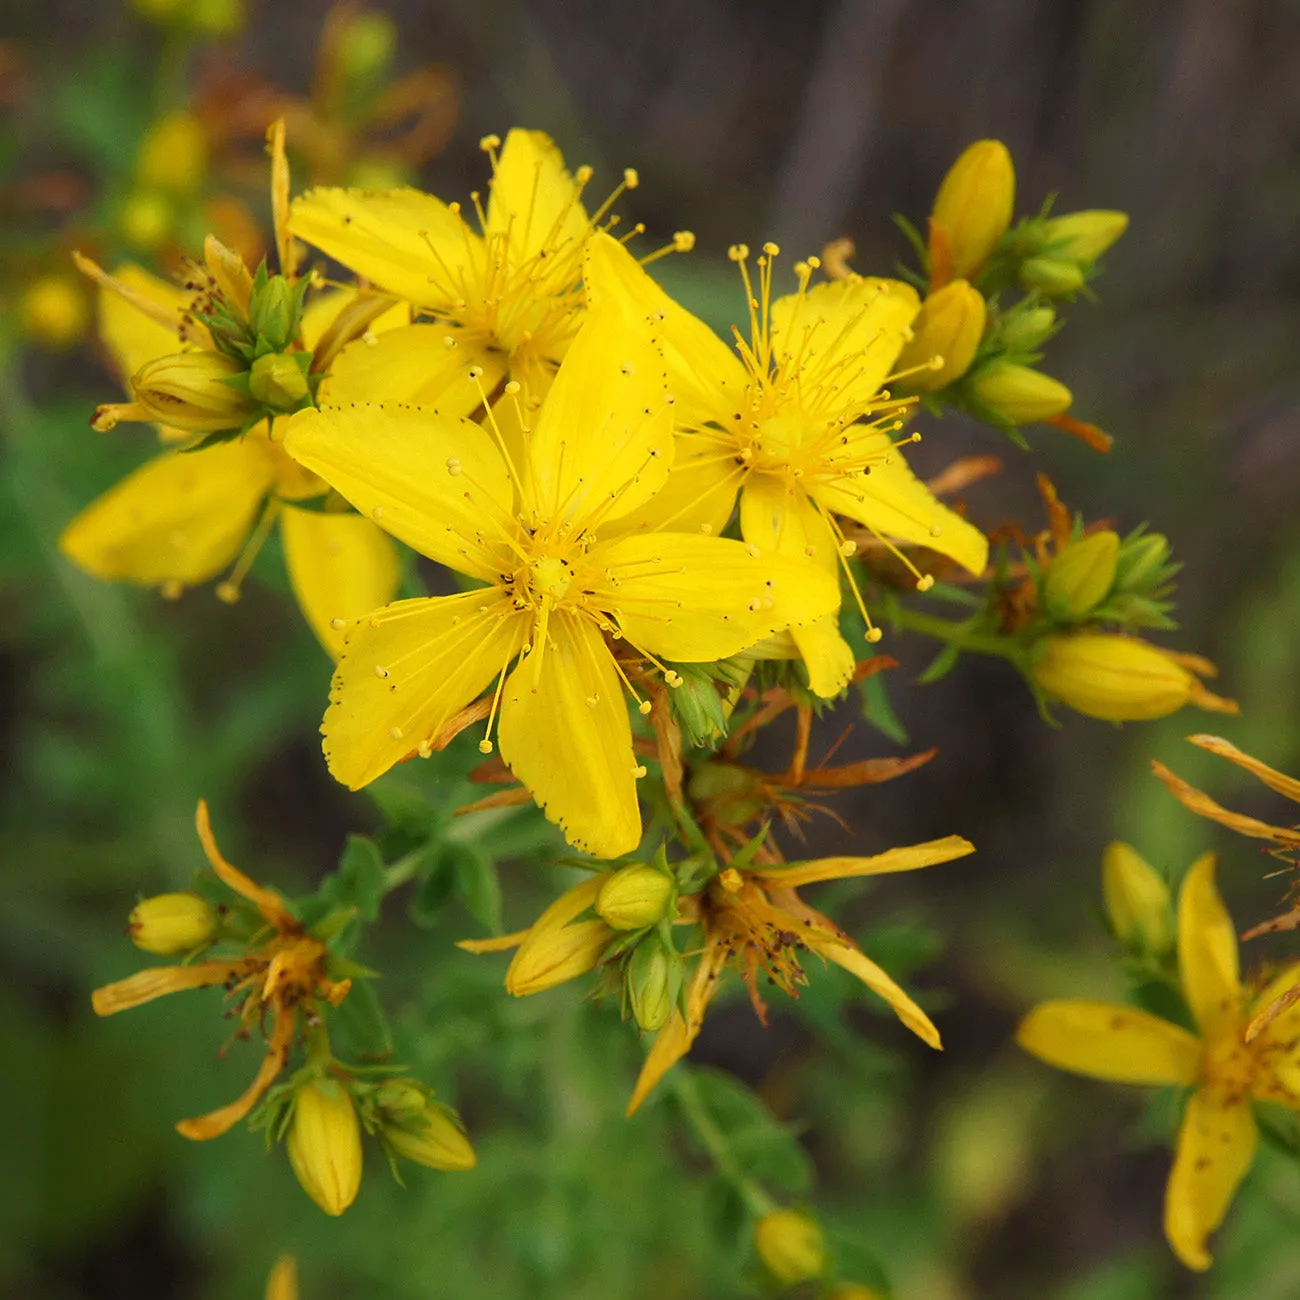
[[4, 2, 1300, 1298]]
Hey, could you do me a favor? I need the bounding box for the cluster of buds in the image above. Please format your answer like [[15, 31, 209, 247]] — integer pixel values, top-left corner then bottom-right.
[[889, 139, 1126, 449]]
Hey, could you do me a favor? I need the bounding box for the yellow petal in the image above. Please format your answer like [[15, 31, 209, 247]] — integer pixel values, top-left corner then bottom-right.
[[1151, 760, 1300, 848], [289, 187, 482, 308], [91, 960, 245, 1016], [96, 263, 187, 381], [814, 427, 989, 575], [808, 932, 941, 1048], [318, 324, 504, 418], [1016, 1000, 1202, 1084], [592, 532, 839, 663], [194, 798, 296, 930], [299, 287, 408, 352], [739, 475, 851, 696], [1177, 852, 1241, 1038], [525, 297, 673, 528], [497, 611, 641, 858], [763, 835, 976, 889], [280, 506, 401, 659], [627, 1009, 694, 1116], [59, 441, 274, 586], [1186, 734, 1300, 804], [485, 129, 589, 265], [323, 591, 525, 790], [583, 231, 748, 429], [265, 1255, 299, 1300], [282, 405, 513, 580], [505, 877, 609, 995], [769, 277, 919, 415], [604, 433, 743, 538], [1164, 1087, 1257, 1271]]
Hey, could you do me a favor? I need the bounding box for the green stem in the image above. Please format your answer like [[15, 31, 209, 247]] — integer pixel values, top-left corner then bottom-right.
[[893, 606, 1020, 660], [667, 1067, 776, 1218], [381, 848, 429, 894]]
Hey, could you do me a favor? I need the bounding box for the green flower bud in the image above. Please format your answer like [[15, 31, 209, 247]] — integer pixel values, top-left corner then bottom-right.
[[1043, 530, 1120, 621], [1018, 255, 1085, 296], [131, 351, 257, 433], [1102, 842, 1172, 955], [128, 892, 217, 954], [626, 937, 682, 1032], [248, 276, 301, 352], [249, 353, 310, 411], [998, 304, 1056, 353], [596, 864, 673, 931], [373, 1079, 428, 1117], [1040, 209, 1129, 263], [287, 1079, 363, 1217], [1114, 532, 1171, 591], [968, 361, 1072, 424], [755, 1209, 826, 1284]]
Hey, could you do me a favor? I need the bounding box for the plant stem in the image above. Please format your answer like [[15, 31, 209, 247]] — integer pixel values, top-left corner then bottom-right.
[[893, 606, 1019, 660], [667, 1067, 776, 1218]]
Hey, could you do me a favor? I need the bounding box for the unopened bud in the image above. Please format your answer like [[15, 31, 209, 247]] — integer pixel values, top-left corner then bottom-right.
[[596, 864, 673, 931], [384, 1101, 476, 1172], [287, 1079, 363, 1216], [968, 361, 1071, 424], [131, 351, 256, 433], [264, 1255, 299, 1300], [1042, 530, 1120, 621], [894, 279, 986, 390], [1018, 255, 1085, 296], [249, 353, 310, 411], [337, 12, 398, 86], [505, 879, 612, 996], [373, 1079, 428, 1117], [998, 304, 1056, 353], [1030, 633, 1194, 722], [1040, 210, 1129, 263], [1114, 532, 1170, 592], [135, 111, 209, 196], [626, 937, 682, 1032], [755, 1209, 827, 1284], [20, 274, 90, 351], [1102, 842, 1172, 954], [929, 139, 1015, 284], [248, 275, 301, 352], [129, 892, 217, 954]]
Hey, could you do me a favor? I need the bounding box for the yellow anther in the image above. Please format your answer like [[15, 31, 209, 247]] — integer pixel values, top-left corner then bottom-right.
[[673, 230, 695, 251], [215, 582, 240, 605], [467, 365, 484, 381], [916, 574, 936, 592], [632, 764, 648, 778], [161, 580, 183, 600], [479, 134, 501, 151], [807, 255, 821, 269], [762, 241, 780, 256], [866, 627, 884, 643], [478, 739, 493, 754], [586, 695, 600, 708], [330, 617, 347, 631], [389, 726, 404, 740], [504, 380, 521, 395], [728, 243, 750, 262], [373, 664, 390, 679], [638, 700, 652, 715], [446, 457, 463, 475], [372, 506, 385, 520], [623, 167, 640, 189], [442, 335, 458, 349], [719, 868, 744, 893], [838, 540, 857, 557], [664, 670, 684, 688], [575, 164, 594, 184]]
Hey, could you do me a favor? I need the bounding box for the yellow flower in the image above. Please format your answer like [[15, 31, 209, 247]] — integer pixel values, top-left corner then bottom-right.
[[928, 139, 1015, 287], [754, 1209, 826, 1284], [1031, 633, 1237, 722], [19, 274, 90, 350], [626, 837, 974, 1112], [134, 110, 209, 196], [893, 279, 987, 391], [584, 233, 989, 698], [128, 892, 218, 955], [289, 128, 649, 412], [264, 1255, 299, 1300], [92, 801, 352, 1141], [1018, 854, 1300, 1270], [283, 298, 839, 856], [287, 1078, 363, 1216], [61, 247, 401, 657]]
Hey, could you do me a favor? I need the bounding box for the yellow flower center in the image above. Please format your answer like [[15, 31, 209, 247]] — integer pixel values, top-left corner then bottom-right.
[[529, 555, 573, 602], [1202, 1020, 1300, 1105]]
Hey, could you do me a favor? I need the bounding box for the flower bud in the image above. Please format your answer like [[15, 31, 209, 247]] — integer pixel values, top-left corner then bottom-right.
[[755, 1209, 827, 1284], [998, 304, 1056, 353], [1040, 210, 1129, 263], [384, 1102, 477, 1172], [287, 1079, 363, 1216], [135, 111, 209, 196], [186, 0, 244, 35], [1102, 842, 1172, 954], [1042, 530, 1120, 621], [20, 274, 90, 351], [264, 1255, 299, 1300], [338, 12, 398, 87], [894, 280, 986, 390], [248, 275, 301, 353], [1030, 633, 1194, 722], [1018, 255, 1085, 296], [249, 353, 310, 411], [505, 879, 612, 996], [968, 361, 1071, 424], [128, 892, 218, 955], [626, 937, 682, 1032], [596, 864, 673, 931], [1114, 532, 1170, 592], [929, 139, 1015, 284], [373, 1078, 428, 1117], [131, 351, 257, 433], [119, 190, 174, 251]]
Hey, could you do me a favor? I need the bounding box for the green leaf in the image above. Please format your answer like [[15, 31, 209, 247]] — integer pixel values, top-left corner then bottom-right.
[[446, 841, 504, 935], [320, 835, 386, 922], [330, 977, 394, 1062], [409, 850, 457, 928]]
